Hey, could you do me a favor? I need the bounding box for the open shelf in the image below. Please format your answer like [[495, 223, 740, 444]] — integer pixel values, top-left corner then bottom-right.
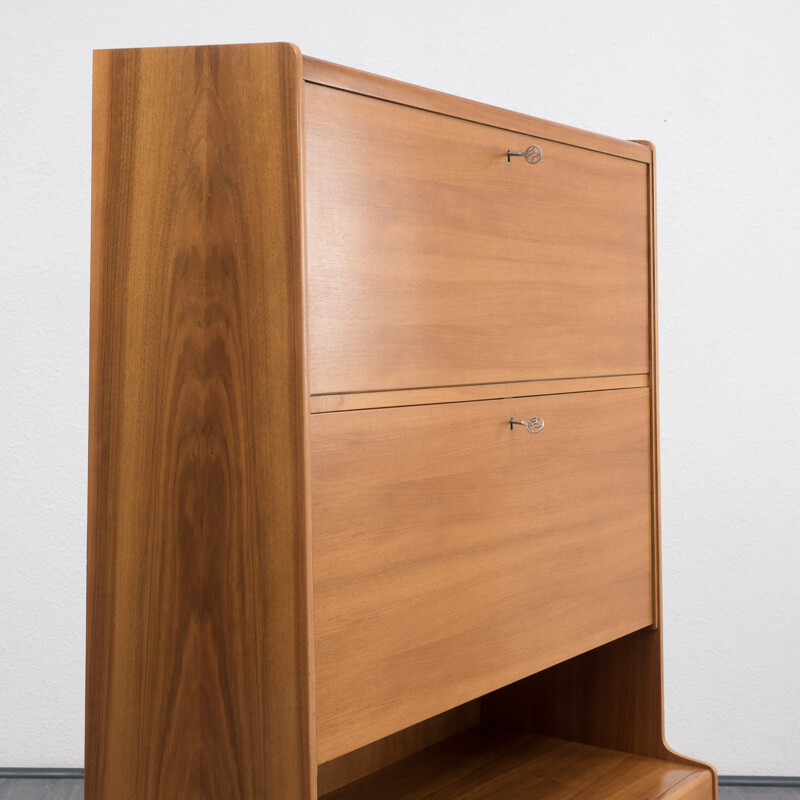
[[319, 728, 712, 800]]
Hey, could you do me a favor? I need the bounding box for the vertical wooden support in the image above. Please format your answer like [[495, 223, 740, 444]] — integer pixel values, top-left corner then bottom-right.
[[86, 43, 315, 799]]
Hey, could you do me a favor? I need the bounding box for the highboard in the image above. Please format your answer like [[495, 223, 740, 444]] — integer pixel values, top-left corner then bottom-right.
[[86, 42, 717, 799]]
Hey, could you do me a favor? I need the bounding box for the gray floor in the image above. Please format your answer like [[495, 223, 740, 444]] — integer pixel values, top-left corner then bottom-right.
[[0, 780, 83, 799], [721, 791, 800, 800], [0, 780, 798, 799]]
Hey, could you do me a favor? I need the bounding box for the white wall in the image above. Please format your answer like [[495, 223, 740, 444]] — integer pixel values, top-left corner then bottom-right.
[[2, 0, 799, 775]]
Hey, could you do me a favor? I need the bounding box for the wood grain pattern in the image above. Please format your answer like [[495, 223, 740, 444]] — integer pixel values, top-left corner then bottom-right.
[[310, 374, 649, 413], [483, 629, 674, 756], [672, 772, 716, 800], [86, 43, 315, 799], [319, 728, 710, 800], [305, 83, 650, 395], [479, 144, 717, 799], [317, 702, 480, 795], [302, 56, 652, 164], [311, 388, 654, 761]]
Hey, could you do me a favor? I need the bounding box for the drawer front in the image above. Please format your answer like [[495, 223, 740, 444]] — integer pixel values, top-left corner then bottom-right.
[[305, 83, 650, 396], [311, 389, 653, 761]]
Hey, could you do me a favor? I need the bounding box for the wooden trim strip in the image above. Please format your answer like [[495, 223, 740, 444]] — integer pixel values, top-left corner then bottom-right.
[[310, 374, 649, 414], [303, 56, 652, 164], [656, 770, 712, 800], [635, 139, 661, 631]]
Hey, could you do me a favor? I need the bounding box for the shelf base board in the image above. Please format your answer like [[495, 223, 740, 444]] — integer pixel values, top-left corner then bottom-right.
[[319, 728, 713, 800]]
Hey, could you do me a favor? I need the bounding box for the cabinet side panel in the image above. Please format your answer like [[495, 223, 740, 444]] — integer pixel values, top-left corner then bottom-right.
[[482, 629, 668, 756], [86, 43, 314, 799]]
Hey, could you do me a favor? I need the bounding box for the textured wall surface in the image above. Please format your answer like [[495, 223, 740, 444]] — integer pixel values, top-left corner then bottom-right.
[[1, 0, 799, 775]]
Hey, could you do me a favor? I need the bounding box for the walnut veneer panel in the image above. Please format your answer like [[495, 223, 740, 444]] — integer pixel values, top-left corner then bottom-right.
[[319, 728, 711, 800], [318, 702, 481, 795], [302, 57, 652, 163], [305, 83, 650, 395], [312, 388, 654, 761], [86, 44, 315, 799]]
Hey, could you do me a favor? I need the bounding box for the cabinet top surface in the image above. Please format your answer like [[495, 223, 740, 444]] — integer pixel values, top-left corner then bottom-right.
[[92, 43, 652, 163], [302, 53, 652, 163]]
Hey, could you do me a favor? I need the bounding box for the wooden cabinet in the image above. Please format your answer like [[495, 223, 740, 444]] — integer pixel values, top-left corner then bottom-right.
[[86, 42, 717, 800]]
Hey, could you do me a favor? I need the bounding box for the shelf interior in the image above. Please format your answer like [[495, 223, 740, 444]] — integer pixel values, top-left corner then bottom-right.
[[319, 727, 712, 800]]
